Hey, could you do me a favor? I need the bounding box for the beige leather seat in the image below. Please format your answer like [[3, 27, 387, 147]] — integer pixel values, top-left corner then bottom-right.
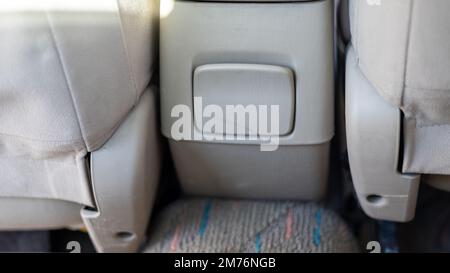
[[346, 0, 450, 222], [0, 0, 160, 252]]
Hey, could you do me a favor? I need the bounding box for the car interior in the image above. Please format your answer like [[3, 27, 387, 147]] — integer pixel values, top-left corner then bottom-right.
[[1, 0, 450, 253]]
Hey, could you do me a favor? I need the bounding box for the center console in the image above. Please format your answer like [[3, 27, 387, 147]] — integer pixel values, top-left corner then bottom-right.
[[160, 0, 334, 200]]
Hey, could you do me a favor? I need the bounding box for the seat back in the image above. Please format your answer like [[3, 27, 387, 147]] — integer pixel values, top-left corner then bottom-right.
[[346, 0, 450, 221], [0, 0, 157, 206], [0, 0, 160, 252]]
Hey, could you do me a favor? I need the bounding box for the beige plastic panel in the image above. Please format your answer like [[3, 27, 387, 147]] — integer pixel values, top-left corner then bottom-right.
[[161, 0, 334, 200], [82, 87, 161, 253], [160, 0, 334, 200], [170, 140, 329, 201], [160, 0, 334, 146], [346, 47, 420, 222], [194, 64, 295, 137]]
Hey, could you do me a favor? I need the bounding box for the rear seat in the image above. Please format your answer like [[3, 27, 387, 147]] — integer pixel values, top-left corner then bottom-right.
[[346, 0, 450, 222]]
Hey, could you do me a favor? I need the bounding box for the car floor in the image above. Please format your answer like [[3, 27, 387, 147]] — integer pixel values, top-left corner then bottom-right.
[[3, 169, 450, 253]]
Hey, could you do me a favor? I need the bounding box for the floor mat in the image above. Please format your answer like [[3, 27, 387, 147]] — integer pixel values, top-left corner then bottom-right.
[[145, 198, 359, 253]]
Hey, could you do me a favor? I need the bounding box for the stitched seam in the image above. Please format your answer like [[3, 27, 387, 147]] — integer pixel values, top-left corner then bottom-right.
[[355, 0, 360, 56], [405, 85, 450, 92], [0, 127, 119, 155], [0, 132, 84, 144], [401, 0, 415, 107], [45, 12, 87, 150], [116, 0, 139, 105], [417, 124, 450, 129], [85, 127, 119, 151]]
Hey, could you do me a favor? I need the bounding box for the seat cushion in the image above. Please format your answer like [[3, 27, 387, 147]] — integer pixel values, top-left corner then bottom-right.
[[349, 0, 450, 175], [145, 199, 359, 253], [0, 198, 83, 230], [0, 0, 158, 205]]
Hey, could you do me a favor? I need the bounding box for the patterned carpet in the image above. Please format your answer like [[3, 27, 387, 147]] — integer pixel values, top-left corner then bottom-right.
[[145, 198, 359, 253]]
